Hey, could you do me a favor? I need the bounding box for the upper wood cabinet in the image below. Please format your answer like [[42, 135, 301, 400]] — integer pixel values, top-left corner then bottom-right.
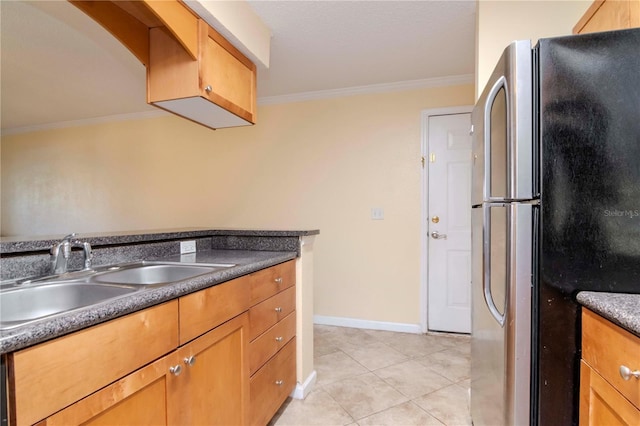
[[148, 20, 257, 130], [69, 0, 257, 130], [574, 0, 640, 34]]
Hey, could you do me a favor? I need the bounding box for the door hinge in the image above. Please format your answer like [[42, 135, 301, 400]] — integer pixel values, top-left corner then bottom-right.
[[430, 153, 436, 163]]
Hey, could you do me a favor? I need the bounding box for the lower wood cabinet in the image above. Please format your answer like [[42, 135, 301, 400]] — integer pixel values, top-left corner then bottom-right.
[[9, 301, 179, 426], [41, 340, 174, 426], [580, 309, 640, 425], [580, 360, 640, 426], [41, 313, 250, 426], [5, 260, 296, 426]]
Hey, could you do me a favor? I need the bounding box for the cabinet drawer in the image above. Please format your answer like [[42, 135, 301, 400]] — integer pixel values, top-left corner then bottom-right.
[[250, 338, 296, 426], [249, 286, 296, 341], [249, 260, 295, 305], [250, 311, 296, 374], [582, 309, 640, 409], [179, 274, 252, 345], [8, 301, 179, 426]]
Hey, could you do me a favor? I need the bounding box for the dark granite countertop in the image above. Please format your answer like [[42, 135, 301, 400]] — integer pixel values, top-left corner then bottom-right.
[[0, 249, 296, 354], [577, 291, 640, 337], [0, 228, 319, 254]]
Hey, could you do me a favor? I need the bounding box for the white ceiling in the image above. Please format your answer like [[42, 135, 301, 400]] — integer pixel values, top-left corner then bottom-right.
[[0, 0, 476, 133]]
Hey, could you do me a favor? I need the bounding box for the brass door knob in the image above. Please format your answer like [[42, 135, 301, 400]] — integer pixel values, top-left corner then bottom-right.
[[431, 216, 440, 224]]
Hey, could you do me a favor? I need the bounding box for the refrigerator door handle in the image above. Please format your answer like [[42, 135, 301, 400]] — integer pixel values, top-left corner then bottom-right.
[[483, 204, 506, 327], [483, 76, 508, 202]]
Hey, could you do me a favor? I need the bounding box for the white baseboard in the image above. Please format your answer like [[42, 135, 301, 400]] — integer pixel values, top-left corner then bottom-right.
[[313, 315, 422, 334], [291, 370, 317, 400]]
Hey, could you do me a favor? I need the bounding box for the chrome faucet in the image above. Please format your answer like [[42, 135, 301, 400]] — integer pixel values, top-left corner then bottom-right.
[[50, 233, 93, 274]]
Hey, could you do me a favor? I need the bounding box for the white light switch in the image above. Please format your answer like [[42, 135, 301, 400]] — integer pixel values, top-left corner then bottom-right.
[[371, 207, 384, 220]]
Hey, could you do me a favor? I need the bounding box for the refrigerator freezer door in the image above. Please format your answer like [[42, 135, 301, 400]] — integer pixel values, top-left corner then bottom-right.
[[471, 203, 533, 426], [471, 40, 533, 206]]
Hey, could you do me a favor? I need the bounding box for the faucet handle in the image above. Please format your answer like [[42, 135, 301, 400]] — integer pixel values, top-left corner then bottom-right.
[[82, 241, 93, 269], [63, 233, 77, 242]]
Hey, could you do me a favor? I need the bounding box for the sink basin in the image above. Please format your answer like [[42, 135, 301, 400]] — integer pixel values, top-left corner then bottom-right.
[[0, 261, 236, 330], [0, 282, 138, 330], [90, 264, 219, 286]]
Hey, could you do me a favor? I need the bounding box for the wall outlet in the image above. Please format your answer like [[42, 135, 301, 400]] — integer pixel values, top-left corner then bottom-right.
[[180, 240, 197, 254], [371, 207, 384, 220]]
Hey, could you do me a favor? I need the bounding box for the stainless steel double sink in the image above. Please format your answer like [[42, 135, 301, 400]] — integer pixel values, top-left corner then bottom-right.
[[0, 261, 235, 331]]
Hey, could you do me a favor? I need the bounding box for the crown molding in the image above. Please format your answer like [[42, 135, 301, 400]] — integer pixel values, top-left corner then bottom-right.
[[1, 110, 169, 136], [257, 74, 474, 106], [2, 75, 474, 135]]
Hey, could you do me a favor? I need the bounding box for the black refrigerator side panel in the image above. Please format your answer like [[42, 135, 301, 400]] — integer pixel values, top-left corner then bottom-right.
[[535, 283, 580, 425], [537, 28, 640, 426], [539, 28, 640, 295]]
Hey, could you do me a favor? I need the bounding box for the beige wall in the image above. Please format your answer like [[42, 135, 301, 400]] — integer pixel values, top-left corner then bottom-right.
[[476, 0, 592, 98], [1, 84, 474, 326]]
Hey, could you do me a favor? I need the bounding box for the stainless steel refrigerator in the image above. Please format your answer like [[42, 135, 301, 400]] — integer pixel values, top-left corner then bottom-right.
[[470, 28, 640, 426]]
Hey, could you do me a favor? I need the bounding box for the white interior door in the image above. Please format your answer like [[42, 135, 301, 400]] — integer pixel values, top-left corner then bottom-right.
[[427, 113, 472, 333]]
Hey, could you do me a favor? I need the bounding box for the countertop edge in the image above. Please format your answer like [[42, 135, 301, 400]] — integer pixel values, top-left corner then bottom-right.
[[576, 291, 640, 337]]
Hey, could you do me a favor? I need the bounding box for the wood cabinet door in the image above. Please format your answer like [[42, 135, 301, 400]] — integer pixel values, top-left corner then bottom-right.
[[199, 19, 256, 123], [42, 354, 173, 426], [574, 0, 640, 33], [169, 312, 250, 426], [11, 301, 178, 425], [580, 360, 640, 425]]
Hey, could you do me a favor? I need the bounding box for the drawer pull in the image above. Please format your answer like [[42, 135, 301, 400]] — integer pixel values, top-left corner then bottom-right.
[[169, 365, 182, 376], [275, 277, 283, 284], [184, 356, 196, 367], [275, 336, 284, 342], [275, 380, 284, 386], [275, 307, 283, 313], [619, 365, 640, 380]]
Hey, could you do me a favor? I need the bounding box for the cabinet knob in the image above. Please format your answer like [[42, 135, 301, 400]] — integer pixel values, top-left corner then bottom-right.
[[275, 336, 284, 342], [169, 365, 182, 376], [275, 277, 283, 284], [275, 307, 283, 313], [619, 365, 640, 380], [275, 380, 284, 386], [184, 355, 196, 367], [204, 85, 212, 93]]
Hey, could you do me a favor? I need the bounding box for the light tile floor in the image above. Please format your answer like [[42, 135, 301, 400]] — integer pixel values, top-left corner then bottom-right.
[[270, 325, 472, 426]]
